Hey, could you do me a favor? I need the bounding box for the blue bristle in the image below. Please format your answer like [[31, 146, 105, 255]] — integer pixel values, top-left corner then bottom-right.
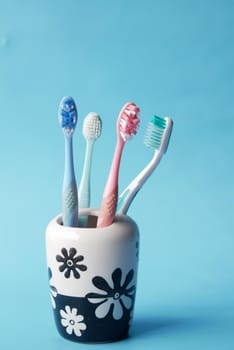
[[58, 96, 78, 132]]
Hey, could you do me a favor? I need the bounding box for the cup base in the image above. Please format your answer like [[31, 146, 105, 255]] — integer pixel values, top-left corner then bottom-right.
[[57, 328, 129, 344], [52, 293, 133, 343]]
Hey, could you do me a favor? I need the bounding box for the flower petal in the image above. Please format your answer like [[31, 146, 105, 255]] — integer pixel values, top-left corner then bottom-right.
[[50, 285, 58, 295], [61, 318, 69, 327], [59, 264, 67, 272], [66, 325, 73, 335], [74, 255, 84, 263], [69, 248, 77, 258], [122, 269, 134, 289], [95, 299, 112, 319], [76, 315, 84, 323], [121, 295, 133, 309], [126, 285, 136, 295], [65, 305, 72, 314], [92, 276, 112, 293], [74, 326, 81, 337], [51, 295, 56, 309], [113, 300, 123, 320], [60, 309, 68, 319], [56, 255, 65, 263], [86, 292, 108, 299], [112, 268, 122, 290], [72, 269, 80, 279], [78, 322, 86, 331], [88, 297, 107, 304], [71, 307, 78, 316], [61, 248, 69, 258], [64, 268, 71, 278], [76, 264, 87, 271]]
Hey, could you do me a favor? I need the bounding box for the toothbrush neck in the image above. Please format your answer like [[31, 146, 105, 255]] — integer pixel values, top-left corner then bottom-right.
[[79, 140, 93, 187], [135, 149, 162, 184], [103, 140, 124, 196], [64, 136, 75, 181]]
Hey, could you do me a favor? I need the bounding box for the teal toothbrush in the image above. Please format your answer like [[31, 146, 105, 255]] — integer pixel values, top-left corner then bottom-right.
[[117, 115, 173, 215], [58, 96, 79, 227]]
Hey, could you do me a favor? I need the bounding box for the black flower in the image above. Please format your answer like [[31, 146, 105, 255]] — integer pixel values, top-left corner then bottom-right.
[[87, 268, 136, 320], [56, 248, 87, 279]]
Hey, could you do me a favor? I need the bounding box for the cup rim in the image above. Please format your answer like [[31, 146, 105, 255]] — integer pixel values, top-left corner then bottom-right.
[[50, 208, 135, 233]]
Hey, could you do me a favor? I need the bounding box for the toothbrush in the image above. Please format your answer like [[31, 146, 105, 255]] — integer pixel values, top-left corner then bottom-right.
[[58, 96, 79, 227], [97, 102, 140, 228], [78, 112, 102, 225], [117, 115, 173, 215]]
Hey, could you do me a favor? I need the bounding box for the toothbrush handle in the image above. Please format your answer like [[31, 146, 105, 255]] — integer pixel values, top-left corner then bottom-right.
[[117, 150, 162, 215], [117, 185, 140, 215], [62, 137, 78, 227], [97, 141, 123, 227], [79, 141, 93, 209], [97, 185, 118, 227], [62, 179, 78, 226]]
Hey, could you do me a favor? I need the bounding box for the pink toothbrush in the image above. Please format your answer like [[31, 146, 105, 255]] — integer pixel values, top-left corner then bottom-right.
[[97, 102, 140, 227]]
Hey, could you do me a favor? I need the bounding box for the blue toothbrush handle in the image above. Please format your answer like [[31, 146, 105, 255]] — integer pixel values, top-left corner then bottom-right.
[[62, 179, 78, 226], [62, 136, 78, 227]]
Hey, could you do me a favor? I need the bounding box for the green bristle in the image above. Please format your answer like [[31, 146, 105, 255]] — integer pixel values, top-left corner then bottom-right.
[[144, 116, 167, 149], [150, 115, 167, 129]]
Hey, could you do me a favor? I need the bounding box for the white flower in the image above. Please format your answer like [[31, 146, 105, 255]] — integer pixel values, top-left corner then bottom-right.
[[87, 268, 136, 320], [90, 294, 133, 320], [60, 305, 87, 337]]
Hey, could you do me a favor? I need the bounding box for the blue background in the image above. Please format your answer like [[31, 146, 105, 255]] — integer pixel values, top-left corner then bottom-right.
[[1, 0, 234, 349]]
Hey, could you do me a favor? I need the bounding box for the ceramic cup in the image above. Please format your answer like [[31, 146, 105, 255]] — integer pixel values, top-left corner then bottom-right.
[[45, 209, 139, 343]]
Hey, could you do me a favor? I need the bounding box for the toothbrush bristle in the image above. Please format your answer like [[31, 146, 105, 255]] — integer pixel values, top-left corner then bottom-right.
[[119, 103, 140, 141], [82, 112, 102, 140], [58, 96, 78, 136], [144, 115, 172, 152]]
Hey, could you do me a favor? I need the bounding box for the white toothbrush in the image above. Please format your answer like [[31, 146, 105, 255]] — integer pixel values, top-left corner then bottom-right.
[[79, 112, 102, 212], [117, 115, 173, 215]]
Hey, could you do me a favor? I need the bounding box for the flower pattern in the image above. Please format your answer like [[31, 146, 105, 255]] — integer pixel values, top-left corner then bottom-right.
[[48, 267, 58, 309], [56, 248, 87, 279], [60, 305, 87, 337], [87, 268, 135, 320]]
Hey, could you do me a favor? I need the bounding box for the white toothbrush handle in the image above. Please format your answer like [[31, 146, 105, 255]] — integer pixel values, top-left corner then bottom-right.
[[79, 140, 94, 209], [117, 150, 162, 215]]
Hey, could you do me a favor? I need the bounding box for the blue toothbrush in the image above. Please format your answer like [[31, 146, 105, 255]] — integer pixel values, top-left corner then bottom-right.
[[58, 96, 79, 227]]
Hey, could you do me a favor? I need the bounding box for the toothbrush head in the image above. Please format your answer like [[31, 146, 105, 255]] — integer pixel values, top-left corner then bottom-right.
[[117, 102, 140, 142], [58, 96, 78, 136], [144, 115, 173, 153], [82, 112, 102, 141]]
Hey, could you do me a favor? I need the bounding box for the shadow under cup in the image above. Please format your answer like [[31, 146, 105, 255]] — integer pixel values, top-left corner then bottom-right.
[[45, 209, 139, 343]]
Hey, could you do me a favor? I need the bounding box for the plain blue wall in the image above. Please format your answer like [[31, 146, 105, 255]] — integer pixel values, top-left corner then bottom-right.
[[0, 1, 233, 349]]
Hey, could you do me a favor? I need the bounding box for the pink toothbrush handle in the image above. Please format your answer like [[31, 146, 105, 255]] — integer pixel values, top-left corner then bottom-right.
[[97, 185, 118, 227]]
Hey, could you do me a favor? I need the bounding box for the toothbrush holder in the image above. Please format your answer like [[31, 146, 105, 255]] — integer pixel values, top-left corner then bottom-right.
[[45, 208, 139, 343]]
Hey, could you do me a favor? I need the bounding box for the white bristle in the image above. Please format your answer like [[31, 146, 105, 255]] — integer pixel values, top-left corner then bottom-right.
[[82, 112, 102, 140]]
